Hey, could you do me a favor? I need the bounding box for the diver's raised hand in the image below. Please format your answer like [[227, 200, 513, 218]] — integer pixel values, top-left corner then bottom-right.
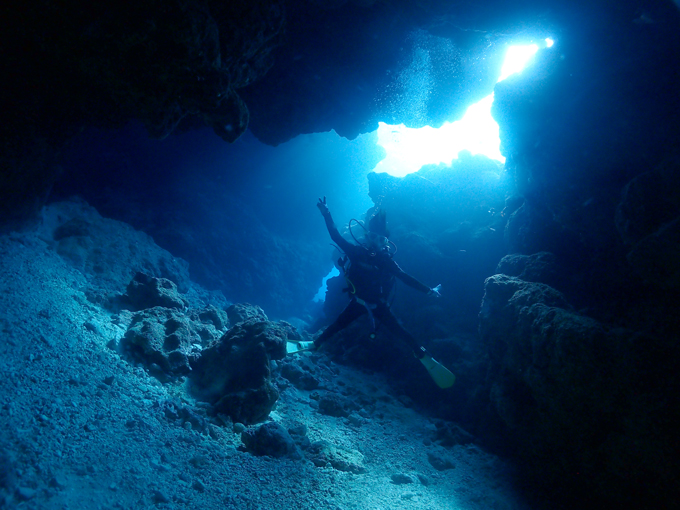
[[317, 196, 330, 217], [428, 284, 442, 298]]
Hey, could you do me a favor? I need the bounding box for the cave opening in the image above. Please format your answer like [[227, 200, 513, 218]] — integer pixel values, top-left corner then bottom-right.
[[313, 38, 555, 301], [374, 39, 554, 177]]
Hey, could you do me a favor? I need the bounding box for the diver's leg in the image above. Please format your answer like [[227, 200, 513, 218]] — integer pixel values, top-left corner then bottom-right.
[[315, 300, 367, 348], [374, 304, 456, 389], [373, 303, 425, 357]]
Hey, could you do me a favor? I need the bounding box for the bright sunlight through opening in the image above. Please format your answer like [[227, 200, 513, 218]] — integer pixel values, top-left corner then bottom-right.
[[374, 39, 552, 177]]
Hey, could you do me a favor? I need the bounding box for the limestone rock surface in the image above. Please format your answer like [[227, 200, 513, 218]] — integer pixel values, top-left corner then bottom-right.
[[189, 314, 290, 424], [124, 273, 187, 311], [241, 422, 301, 459], [478, 273, 680, 504]]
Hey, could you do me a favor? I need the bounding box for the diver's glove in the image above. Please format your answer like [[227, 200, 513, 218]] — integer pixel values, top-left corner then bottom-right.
[[428, 284, 442, 297]]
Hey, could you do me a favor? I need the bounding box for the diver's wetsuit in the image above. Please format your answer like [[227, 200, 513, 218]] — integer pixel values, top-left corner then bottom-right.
[[315, 210, 431, 357]]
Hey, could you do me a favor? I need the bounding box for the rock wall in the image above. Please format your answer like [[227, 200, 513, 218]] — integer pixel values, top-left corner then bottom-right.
[[492, 1, 680, 323], [477, 272, 680, 506], [482, 3, 680, 504]]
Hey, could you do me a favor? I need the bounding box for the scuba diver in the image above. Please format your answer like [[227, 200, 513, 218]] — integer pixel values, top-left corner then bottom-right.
[[288, 197, 455, 389]]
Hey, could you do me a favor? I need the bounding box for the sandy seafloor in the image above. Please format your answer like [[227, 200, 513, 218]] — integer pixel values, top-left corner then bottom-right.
[[0, 201, 532, 510]]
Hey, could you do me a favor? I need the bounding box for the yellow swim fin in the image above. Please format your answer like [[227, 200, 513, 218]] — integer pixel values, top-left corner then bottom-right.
[[286, 340, 316, 355], [419, 354, 455, 389]]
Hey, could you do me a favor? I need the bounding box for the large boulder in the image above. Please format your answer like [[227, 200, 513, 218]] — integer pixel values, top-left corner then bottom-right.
[[306, 441, 367, 474], [495, 252, 563, 293], [124, 272, 187, 311], [241, 422, 301, 459], [226, 303, 268, 324], [189, 313, 290, 424], [477, 273, 680, 506], [121, 305, 228, 378]]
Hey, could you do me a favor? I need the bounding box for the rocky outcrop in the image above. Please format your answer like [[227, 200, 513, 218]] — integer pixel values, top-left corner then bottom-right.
[[226, 303, 268, 324], [478, 273, 680, 506], [39, 200, 193, 298], [118, 269, 230, 378], [483, 10, 680, 505], [188, 309, 291, 424], [241, 422, 301, 459], [306, 441, 367, 474], [495, 252, 559, 288], [121, 305, 229, 378], [122, 307, 199, 377], [124, 273, 187, 311]]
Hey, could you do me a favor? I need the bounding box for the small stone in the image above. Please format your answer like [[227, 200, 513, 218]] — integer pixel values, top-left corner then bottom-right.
[[152, 490, 170, 503], [39, 334, 55, 347], [208, 424, 223, 440], [153, 461, 171, 472], [84, 321, 102, 335], [427, 452, 455, 471], [48, 476, 67, 490], [391, 473, 414, 485], [16, 487, 36, 501], [188, 455, 209, 468], [317, 394, 350, 418], [346, 413, 363, 427], [417, 473, 431, 486]]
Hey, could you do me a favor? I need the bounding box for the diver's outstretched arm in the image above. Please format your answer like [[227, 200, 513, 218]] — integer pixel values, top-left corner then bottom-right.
[[393, 263, 440, 296], [317, 197, 353, 253], [394, 268, 431, 293]]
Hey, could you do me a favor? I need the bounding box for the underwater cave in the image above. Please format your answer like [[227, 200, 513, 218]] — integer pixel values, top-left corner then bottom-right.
[[1, 1, 680, 509]]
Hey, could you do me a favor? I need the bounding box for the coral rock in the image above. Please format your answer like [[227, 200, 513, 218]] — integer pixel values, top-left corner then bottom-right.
[[241, 422, 301, 459], [226, 303, 268, 324], [125, 272, 186, 311], [121, 307, 202, 377], [189, 315, 290, 424]]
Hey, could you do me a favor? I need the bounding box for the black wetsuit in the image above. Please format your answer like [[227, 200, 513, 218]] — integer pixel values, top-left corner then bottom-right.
[[315, 211, 431, 356]]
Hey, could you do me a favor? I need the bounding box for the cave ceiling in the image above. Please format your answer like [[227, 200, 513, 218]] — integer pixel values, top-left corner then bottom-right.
[[1, 0, 679, 229], [2, 0, 562, 147]]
